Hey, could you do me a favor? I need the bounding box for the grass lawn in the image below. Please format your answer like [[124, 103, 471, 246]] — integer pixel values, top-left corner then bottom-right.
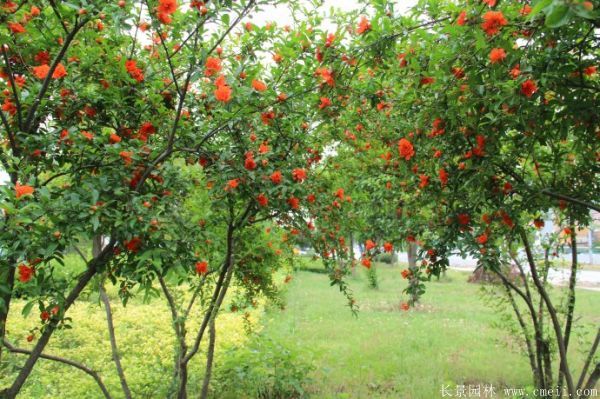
[[259, 262, 600, 399]]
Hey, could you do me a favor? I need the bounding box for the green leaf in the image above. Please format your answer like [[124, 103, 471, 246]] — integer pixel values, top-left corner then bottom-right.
[[545, 5, 572, 28], [221, 13, 230, 26], [22, 301, 35, 317], [529, 0, 553, 18]]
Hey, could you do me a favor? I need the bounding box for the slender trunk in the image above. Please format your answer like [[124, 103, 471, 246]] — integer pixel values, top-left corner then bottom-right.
[[407, 242, 419, 303], [99, 285, 132, 399], [177, 261, 235, 399], [502, 279, 541, 386], [1, 159, 19, 364], [520, 230, 576, 397], [1, 238, 115, 398], [94, 236, 131, 398], [349, 235, 356, 276], [542, 341, 553, 391], [539, 249, 553, 390], [494, 267, 546, 389], [156, 275, 187, 399], [0, 258, 16, 364], [582, 363, 599, 397], [577, 329, 599, 390], [176, 364, 188, 399], [200, 317, 217, 399], [510, 250, 548, 389], [407, 242, 417, 269], [176, 224, 236, 399], [559, 224, 578, 390]]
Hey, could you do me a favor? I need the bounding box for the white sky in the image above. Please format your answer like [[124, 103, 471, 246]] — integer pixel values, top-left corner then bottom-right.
[[251, 0, 418, 28]]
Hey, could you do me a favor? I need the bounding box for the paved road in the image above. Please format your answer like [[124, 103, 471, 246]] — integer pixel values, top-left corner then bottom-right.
[[395, 252, 600, 289]]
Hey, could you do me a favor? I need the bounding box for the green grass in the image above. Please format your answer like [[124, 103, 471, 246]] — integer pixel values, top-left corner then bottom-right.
[[259, 263, 600, 399]]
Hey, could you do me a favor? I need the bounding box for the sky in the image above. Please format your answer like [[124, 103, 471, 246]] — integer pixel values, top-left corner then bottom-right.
[[252, 0, 419, 28]]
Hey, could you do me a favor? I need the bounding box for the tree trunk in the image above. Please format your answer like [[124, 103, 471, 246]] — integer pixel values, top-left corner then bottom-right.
[[582, 363, 599, 398], [176, 223, 236, 399], [349, 235, 356, 276], [94, 236, 131, 398], [407, 242, 417, 269], [520, 230, 576, 397], [559, 223, 578, 390], [0, 258, 16, 365], [502, 279, 541, 386], [578, 329, 599, 390], [99, 284, 131, 399], [407, 242, 419, 302], [200, 317, 217, 399]]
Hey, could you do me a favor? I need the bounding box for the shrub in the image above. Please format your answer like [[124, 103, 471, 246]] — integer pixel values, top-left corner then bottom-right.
[[366, 265, 379, 289], [373, 252, 397, 264], [212, 336, 314, 399]]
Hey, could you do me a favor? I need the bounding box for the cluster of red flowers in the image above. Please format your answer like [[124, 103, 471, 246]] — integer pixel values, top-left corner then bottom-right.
[[252, 79, 267, 92], [244, 152, 257, 170], [15, 182, 34, 199], [481, 11, 507, 36], [520, 79, 538, 98], [157, 0, 178, 24], [418, 174, 429, 188], [291, 168, 307, 183], [137, 122, 156, 142], [33, 63, 67, 80], [18, 264, 34, 282], [457, 11, 467, 26], [270, 170, 282, 184], [260, 110, 275, 125], [287, 196, 300, 209], [398, 138, 415, 161], [257, 193, 268, 207], [439, 168, 448, 187], [429, 118, 445, 137], [2, 98, 17, 115], [120, 151, 133, 165], [365, 239, 376, 251], [6, 5, 40, 34], [472, 134, 486, 157], [214, 75, 232, 102], [356, 16, 371, 35], [205, 57, 222, 76], [319, 97, 331, 109], [476, 233, 488, 245], [124, 237, 142, 253], [489, 48, 506, 64], [315, 67, 335, 87], [195, 261, 208, 275], [125, 60, 144, 82]]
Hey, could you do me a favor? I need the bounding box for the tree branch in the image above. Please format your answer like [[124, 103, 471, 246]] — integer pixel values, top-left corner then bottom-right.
[[2, 339, 112, 399], [24, 18, 88, 133], [1, 44, 23, 130]]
